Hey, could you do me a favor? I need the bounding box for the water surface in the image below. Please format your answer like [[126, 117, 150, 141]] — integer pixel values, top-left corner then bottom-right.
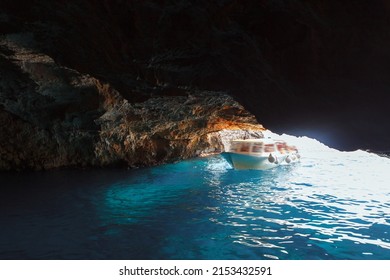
[[1, 134, 390, 259]]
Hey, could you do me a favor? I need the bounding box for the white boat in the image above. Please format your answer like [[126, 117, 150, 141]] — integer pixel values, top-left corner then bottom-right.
[[221, 138, 300, 170]]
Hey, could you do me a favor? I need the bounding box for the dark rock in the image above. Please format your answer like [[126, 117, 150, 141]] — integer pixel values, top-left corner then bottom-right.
[[0, 29, 263, 170], [94, 88, 264, 167], [1, 0, 390, 171]]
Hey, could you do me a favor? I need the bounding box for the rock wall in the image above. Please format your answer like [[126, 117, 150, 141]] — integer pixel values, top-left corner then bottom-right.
[[94, 90, 263, 167], [0, 30, 263, 170], [1, 0, 389, 171]]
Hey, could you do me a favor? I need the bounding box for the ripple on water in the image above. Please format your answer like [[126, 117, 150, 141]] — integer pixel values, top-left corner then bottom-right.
[[1, 134, 390, 259]]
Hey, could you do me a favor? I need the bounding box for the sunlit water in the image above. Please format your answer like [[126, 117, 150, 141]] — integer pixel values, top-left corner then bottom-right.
[[1, 132, 390, 259]]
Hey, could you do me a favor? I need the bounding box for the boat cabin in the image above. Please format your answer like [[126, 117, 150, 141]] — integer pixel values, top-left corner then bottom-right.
[[228, 139, 295, 155]]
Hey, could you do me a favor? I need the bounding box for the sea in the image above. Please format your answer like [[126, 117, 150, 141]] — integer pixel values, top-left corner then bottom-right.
[[1, 131, 390, 260]]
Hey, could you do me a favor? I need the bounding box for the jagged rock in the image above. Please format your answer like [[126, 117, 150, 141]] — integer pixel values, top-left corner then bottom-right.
[[1, 0, 389, 172], [94, 90, 264, 167], [0, 32, 263, 170]]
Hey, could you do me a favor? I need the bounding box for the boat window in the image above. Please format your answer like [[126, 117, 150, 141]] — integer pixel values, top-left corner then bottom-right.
[[230, 143, 240, 152], [276, 142, 287, 154], [240, 143, 250, 152], [264, 144, 275, 153], [252, 143, 263, 153]]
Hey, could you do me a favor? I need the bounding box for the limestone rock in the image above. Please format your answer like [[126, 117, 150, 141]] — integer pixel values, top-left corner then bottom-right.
[[1, 0, 388, 170], [94, 90, 264, 167], [0, 32, 263, 170]]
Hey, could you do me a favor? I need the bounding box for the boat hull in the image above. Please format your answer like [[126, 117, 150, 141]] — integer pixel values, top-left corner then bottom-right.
[[221, 152, 283, 170]]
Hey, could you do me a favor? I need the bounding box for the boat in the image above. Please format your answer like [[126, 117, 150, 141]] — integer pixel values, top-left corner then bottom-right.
[[220, 138, 300, 170]]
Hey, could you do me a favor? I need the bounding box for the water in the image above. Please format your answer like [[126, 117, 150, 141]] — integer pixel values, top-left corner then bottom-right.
[[1, 133, 390, 259]]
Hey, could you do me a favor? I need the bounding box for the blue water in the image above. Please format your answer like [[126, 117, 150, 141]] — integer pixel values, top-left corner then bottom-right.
[[1, 134, 390, 259]]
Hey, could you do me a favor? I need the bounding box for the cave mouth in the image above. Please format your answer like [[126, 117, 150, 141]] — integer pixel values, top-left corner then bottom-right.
[[262, 110, 389, 153]]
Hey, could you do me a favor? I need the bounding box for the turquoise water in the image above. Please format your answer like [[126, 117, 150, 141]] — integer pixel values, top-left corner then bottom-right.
[[1, 134, 390, 259]]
